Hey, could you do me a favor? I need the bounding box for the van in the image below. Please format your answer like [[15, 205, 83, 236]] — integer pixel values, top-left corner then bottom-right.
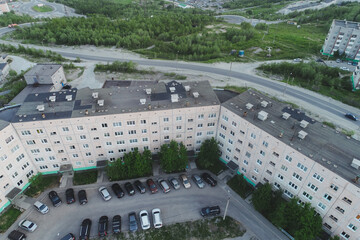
[[158, 179, 171, 193], [8, 230, 26, 240]]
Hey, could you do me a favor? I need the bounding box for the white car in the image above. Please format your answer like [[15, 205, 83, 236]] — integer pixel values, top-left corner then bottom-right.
[[139, 210, 150, 230], [99, 186, 112, 201], [33, 201, 49, 214], [180, 174, 191, 189], [19, 219, 37, 232], [152, 208, 163, 228]]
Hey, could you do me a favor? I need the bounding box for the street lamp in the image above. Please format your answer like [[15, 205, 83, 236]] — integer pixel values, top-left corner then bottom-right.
[[283, 72, 292, 96], [223, 189, 231, 220]]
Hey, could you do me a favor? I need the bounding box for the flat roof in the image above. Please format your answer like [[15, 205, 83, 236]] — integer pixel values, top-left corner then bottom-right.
[[24, 64, 61, 77], [334, 19, 360, 30], [12, 80, 220, 122], [223, 90, 360, 186]]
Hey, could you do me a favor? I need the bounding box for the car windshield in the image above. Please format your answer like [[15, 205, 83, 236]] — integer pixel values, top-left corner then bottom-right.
[[184, 179, 189, 184], [28, 223, 34, 228], [39, 205, 45, 210]]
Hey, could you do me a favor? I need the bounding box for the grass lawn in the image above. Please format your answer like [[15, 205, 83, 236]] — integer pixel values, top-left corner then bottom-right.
[[0, 207, 22, 233], [123, 216, 245, 240], [196, 158, 227, 176], [25, 175, 60, 197], [73, 170, 98, 186], [32, 5, 53, 12]]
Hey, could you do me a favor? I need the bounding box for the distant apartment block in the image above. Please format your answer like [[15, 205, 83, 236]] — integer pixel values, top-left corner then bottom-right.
[[0, 1, 10, 14], [322, 20, 360, 61], [0, 80, 360, 239], [24, 64, 67, 91]]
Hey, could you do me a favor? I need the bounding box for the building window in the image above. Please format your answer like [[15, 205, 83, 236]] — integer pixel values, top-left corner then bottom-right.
[[302, 191, 313, 200], [343, 197, 353, 205], [45, 148, 52, 152], [113, 121, 122, 127], [341, 231, 350, 239], [336, 206, 345, 214], [231, 121, 237, 127], [248, 143, 253, 148], [207, 131, 214, 135], [127, 121, 135, 126], [324, 193, 332, 201], [292, 172, 302, 181], [220, 124, 227, 131], [318, 202, 327, 211], [219, 133, 225, 139], [243, 160, 248, 165], [222, 115, 228, 121], [143, 138, 148, 142], [208, 122, 215, 127], [142, 129, 147, 134], [163, 117, 169, 122], [269, 161, 275, 167], [39, 165, 48, 170], [5, 135, 14, 144], [83, 144, 89, 148], [257, 159, 262, 165], [73, 154, 79, 158], [41, 139, 48, 144], [250, 133, 256, 139], [130, 139, 138, 143], [26, 140, 35, 145], [151, 122, 157, 125], [313, 173, 324, 182], [16, 154, 24, 162], [323, 223, 332, 230], [102, 123, 108, 128], [288, 181, 298, 190], [273, 152, 279, 157], [35, 158, 44, 162], [140, 120, 146, 124], [348, 223, 357, 232], [262, 141, 268, 147], [260, 150, 265, 156], [198, 114, 204, 119], [128, 130, 136, 135], [198, 124, 203, 128], [308, 182, 318, 192], [297, 163, 308, 172], [49, 156, 55, 160], [31, 149, 40, 154], [36, 129, 43, 134], [91, 128, 97, 131], [329, 215, 338, 222], [176, 126, 182, 130], [66, 136, 72, 141], [330, 184, 339, 191], [241, 167, 246, 173], [21, 130, 31, 136], [285, 155, 292, 162], [176, 116, 182, 121], [80, 135, 86, 140], [281, 165, 288, 171], [245, 152, 251, 158], [104, 133, 110, 137], [115, 131, 123, 136], [77, 126, 84, 130], [278, 174, 284, 180], [228, 139, 233, 144], [188, 119, 194, 122], [164, 136, 169, 140], [274, 182, 281, 189], [209, 113, 216, 118], [117, 140, 125, 145], [50, 132, 57, 136], [251, 175, 257, 181], [62, 127, 69, 132], [106, 142, 112, 146], [85, 152, 91, 156], [284, 189, 293, 198]]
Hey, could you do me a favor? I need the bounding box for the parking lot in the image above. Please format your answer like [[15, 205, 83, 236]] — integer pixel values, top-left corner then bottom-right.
[[9, 174, 227, 240]]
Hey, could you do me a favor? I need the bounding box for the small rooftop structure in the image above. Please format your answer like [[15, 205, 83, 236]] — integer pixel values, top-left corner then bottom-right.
[[257, 111, 268, 121], [282, 112, 291, 120], [300, 120, 309, 128], [298, 130, 308, 139], [351, 159, 360, 170]]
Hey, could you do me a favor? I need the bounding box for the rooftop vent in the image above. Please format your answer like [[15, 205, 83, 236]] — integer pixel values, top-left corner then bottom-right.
[[300, 120, 309, 128], [185, 85, 191, 92], [193, 92, 199, 98], [282, 112, 291, 120], [246, 103, 253, 110], [49, 96, 56, 102], [298, 130, 308, 139], [36, 105, 45, 112], [92, 92, 99, 99], [97, 99, 104, 106], [171, 94, 179, 103], [65, 95, 72, 101], [140, 99, 146, 105], [261, 101, 268, 107], [351, 158, 360, 169], [169, 87, 176, 93], [258, 110, 268, 121], [145, 88, 151, 95]]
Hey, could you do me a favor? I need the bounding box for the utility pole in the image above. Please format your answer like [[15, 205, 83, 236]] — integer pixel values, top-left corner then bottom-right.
[[223, 190, 231, 220]]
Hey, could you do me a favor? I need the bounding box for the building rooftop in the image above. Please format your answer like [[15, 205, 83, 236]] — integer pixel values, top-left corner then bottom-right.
[[24, 64, 62, 77], [12, 80, 220, 122], [223, 90, 360, 186], [334, 19, 360, 30]]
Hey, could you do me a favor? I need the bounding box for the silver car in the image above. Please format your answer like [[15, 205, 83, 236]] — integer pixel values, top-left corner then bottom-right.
[[33, 201, 49, 214], [169, 177, 180, 190], [19, 219, 37, 232], [192, 174, 205, 189], [99, 186, 112, 201]]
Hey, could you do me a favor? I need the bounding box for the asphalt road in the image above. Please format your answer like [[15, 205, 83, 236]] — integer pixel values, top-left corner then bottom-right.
[[3, 175, 288, 240]]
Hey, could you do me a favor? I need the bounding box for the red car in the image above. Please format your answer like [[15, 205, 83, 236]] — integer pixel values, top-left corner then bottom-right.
[[146, 179, 158, 194]]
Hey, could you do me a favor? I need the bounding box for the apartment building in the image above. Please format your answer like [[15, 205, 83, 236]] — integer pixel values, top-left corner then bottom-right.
[[1, 79, 360, 239], [322, 19, 360, 61], [217, 90, 360, 239]]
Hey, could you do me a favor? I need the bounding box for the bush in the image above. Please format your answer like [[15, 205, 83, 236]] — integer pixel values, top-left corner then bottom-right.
[[227, 174, 254, 198], [25, 173, 60, 197], [73, 170, 98, 185]]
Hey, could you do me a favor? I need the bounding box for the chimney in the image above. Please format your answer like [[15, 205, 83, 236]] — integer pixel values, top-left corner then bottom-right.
[[243, 111, 247, 117], [186, 101, 190, 107], [41, 113, 46, 119], [148, 104, 152, 110], [85, 110, 89, 115]]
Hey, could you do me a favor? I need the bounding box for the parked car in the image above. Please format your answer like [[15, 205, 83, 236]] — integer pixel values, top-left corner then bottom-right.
[[78, 190, 88, 205], [180, 174, 191, 189], [33, 201, 49, 214], [8, 230, 26, 240], [146, 179, 158, 194], [352, 62, 358, 66], [139, 210, 150, 230], [111, 183, 125, 198], [293, 58, 302, 62], [48, 190, 62, 207], [340, 66, 350, 71], [168, 177, 180, 190], [98, 216, 108, 237], [18, 219, 37, 232], [200, 206, 221, 217], [192, 174, 205, 189], [124, 182, 135, 196], [128, 212, 138, 232], [112, 215, 121, 234], [348, 61, 353, 65], [345, 113, 357, 121], [158, 178, 171, 193], [336, 58, 341, 63], [134, 180, 146, 194], [152, 208, 162, 229], [60, 233, 75, 240], [99, 186, 112, 201], [79, 218, 91, 240], [201, 173, 217, 187], [65, 188, 75, 204]]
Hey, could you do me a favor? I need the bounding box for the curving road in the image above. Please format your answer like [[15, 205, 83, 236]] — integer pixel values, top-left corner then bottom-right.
[[1, 24, 359, 130]]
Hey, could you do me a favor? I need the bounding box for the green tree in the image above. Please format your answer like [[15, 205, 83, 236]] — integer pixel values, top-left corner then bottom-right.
[[251, 182, 272, 215], [197, 137, 221, 169], [159, 140, 188, 173]]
